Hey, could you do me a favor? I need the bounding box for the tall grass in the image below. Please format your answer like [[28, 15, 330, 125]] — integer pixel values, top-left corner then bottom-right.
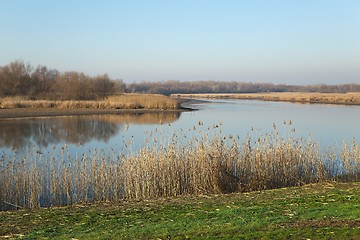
[[173, 92, 360, 105], [0, 94, 180, 110], [1, 124, 359, 210]]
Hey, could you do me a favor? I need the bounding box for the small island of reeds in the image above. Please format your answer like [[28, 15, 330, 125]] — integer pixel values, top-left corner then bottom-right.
[[0, 94, 182, 119]]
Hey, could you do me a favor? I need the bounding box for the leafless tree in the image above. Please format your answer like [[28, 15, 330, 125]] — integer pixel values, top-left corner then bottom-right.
[[0, 60, 34, 97]]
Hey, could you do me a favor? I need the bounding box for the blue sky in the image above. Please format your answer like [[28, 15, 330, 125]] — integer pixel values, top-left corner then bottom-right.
[[1, 0, 359, 84]]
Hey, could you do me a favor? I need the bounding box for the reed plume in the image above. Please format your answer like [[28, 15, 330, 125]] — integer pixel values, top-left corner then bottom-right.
[[1, 125, 359, 210]]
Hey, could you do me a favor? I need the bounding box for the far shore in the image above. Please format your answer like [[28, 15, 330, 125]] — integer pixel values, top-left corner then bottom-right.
[[3, 91, 360, 119], [0, 94, 196, 119], [172, 92, 360, 106]]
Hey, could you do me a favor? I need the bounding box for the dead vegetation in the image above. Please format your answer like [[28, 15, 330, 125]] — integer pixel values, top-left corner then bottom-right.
[[1, 123, 359, 211], [0, 94, 180, 110], [173, 92, 360, 105]]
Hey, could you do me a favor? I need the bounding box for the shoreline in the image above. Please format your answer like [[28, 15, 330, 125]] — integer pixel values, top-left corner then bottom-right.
[[0, 98, 203, 120], [172, 92, 360, 106], [4, 91, 360, 119], [0, 94, 194, 119]]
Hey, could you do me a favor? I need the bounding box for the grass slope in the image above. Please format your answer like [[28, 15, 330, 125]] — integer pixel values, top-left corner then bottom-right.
[[1, 182, 359, 239]]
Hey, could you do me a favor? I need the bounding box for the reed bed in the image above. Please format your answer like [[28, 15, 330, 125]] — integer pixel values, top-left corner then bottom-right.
[[1, 124, 359, 211], [0, 94, 180, 110], [173, 92, 360, 105]]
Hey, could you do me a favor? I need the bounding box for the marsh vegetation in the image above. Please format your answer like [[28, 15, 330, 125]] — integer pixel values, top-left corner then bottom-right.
[[0, 94, 180, 110], [173, 92, 360, 105], [1, 123, 359, 211]]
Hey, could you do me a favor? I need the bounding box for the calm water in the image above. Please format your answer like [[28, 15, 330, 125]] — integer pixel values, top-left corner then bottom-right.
[[1, 99, 360, 157]]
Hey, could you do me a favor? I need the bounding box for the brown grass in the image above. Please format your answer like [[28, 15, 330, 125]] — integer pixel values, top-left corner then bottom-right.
[[0, 124, 359, 210], [0, 94, 180, 110], [172, 92, 360, 105]]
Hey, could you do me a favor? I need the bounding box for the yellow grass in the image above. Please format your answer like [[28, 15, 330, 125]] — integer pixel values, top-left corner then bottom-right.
[[173, 92, 360, 105], [0, 94, 180, 110]]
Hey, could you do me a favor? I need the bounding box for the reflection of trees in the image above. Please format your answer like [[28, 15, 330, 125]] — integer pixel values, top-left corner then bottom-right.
[[0, 117, 120, 148], [0, 112, 180, 149]]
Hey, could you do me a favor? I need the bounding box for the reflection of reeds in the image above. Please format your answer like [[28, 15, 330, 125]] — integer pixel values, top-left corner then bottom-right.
[[1, 125, 359, 210], [0, 94, 180, 110], [94, 112, 180, 124]]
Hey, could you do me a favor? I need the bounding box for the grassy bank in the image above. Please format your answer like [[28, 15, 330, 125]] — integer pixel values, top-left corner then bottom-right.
[[172, 92, 360, 105], [1, 182, 359, 239], [0, 94, 180, 110], [1, 124, 359, 211]]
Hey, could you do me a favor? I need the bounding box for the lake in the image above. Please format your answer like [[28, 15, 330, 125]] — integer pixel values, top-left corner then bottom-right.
[[1, 99, 360, 210], [1, 99, 360, 158]]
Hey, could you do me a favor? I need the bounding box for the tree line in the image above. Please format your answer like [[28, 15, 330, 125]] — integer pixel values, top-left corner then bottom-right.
[[127, 80, 360, 95], [0, 61, 125, 100], [1, 60, 360, 99]]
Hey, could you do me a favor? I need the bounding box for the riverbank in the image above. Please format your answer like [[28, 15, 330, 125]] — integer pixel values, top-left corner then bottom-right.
[[1, 181, 359, 239], [172, 92, 360, 105], [0, 94, 193, 119], [2, 121, 359, 211]]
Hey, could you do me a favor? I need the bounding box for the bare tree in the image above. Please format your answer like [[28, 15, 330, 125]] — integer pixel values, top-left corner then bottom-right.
[[52, 71, 93, 100], [31, 65, 58, 98], [0, 60, 34, 97], [91, 74, 115, 98]]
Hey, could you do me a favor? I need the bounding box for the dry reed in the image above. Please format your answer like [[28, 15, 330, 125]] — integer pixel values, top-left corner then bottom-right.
[[173, 92, 360, 105], [1, 124, 359, 211], [0, 94, 180, 110]]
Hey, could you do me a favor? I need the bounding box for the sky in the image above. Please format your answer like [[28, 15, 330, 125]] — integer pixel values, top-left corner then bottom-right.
[[1, 0, 359, 84]]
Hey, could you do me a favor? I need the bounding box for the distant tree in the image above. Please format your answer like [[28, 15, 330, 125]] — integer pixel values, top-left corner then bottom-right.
[[91, 74, 115, 98], [53, 71, 93, 100], [51, 72, 122, 100], [113, 79, 126, 93], [0, 60, 34, 97], [0, 66, 4, 97], [127, 81, 152, 93], [31, 65, 58, 98], [2, 60, 360, 99]]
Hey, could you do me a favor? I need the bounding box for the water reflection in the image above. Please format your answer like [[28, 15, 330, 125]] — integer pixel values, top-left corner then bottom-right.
[[0, 112, 180, 149]]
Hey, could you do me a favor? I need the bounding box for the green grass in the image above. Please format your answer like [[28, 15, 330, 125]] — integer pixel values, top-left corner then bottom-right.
[[1, 182, 359, 239]]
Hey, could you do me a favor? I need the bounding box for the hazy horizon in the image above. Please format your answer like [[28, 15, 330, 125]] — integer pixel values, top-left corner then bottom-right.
[[1, 0, 359, 84]]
